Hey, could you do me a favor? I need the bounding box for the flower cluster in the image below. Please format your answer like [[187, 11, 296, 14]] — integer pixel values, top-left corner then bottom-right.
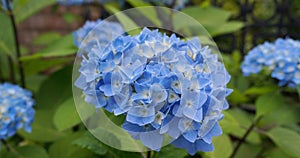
[[57, 0, 124, 6], [1, 0, 9, 10], [75, 28, 231, 155], [73, 19, 124, 53], [241, 38, 300, 88], [0, 83, 35, 140]]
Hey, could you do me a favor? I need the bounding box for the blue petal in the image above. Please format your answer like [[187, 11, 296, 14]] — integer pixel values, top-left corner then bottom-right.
[[202, 123, 222, 144], [140, 130, 163, 150], [183, 130, 198, 143]]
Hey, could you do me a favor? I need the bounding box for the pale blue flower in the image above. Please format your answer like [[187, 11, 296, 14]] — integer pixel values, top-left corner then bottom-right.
[[0, 83, 35, 140], [241, 38, 300, 88]]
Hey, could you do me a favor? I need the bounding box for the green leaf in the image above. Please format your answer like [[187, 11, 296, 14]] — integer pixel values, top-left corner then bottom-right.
[[219, 111, 240, 134], [54, 98, 81, 131], [266, 126, 300, 158], [181, 6, 232, 27], [227, 90, 249, 104], [153, 144, 187, 158], [104, 4, 141, 35], [0, 12, 15, 57], [264, 148, 294, 158], [73, 132, 142, 158], [49, 132, 95, 158], [32, 32, 62, 46], [255, 92, 284, 118], [297, 85, 300, 98], [18, 109, 65, 142], [206, 21, 244, 37], [23, 58, 72, 76], [25, 74, 47, 92], [20, 66, 74, 142], [5, 145, 49, 158], [244, 86, 279, 96], [73, 132, 108, 156], [226, 109, 261, 144], [36, 66, 73, 110], [20, 48, 76, 61], [205, 134, 233, 158], [259, 103, 300, 126], [174, 6, 243, 37], [234, 143, 262, 158], [63, 13, 80, 24], [126, 0, 161, 26], [39, 34, 75, 53], [13, 0, 56, 23]]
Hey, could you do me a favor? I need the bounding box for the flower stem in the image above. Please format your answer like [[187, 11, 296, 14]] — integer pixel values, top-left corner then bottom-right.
[[229, 116, 262, 158], [147, 150, 152, 158], [5, 0, 26, 88], [1, 140, 19, 156]]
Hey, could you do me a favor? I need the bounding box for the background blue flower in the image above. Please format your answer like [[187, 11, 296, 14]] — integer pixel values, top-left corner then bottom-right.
[[0, 83, 35, 140], [73, 19, 125, 52], [241, 38, 300, 88]]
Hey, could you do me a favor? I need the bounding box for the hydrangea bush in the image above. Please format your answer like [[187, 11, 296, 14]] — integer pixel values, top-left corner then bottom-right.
[[75, 27, 232, 154], [241, 38, 300, 88], [0, 83, 35, 140]]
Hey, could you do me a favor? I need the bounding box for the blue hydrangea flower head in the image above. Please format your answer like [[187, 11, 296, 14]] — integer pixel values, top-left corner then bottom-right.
[[0, 83, 35, 140], [1, 0, 11, 10], [75, 28, 231, 155], [73, 19, 124, 53], [241, 38, 300, 88]]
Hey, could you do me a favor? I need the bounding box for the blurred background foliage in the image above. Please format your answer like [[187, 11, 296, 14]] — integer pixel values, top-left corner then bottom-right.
[[0, 0, 300, 158]]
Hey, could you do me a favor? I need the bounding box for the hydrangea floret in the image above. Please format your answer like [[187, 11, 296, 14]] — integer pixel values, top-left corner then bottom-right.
[[241, 38, 300, 88], [0, 83, 35, 140], [75, 27, 232, 155]]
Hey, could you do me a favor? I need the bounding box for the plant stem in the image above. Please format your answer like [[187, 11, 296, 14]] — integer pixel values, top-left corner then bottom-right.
[[5, 0, 26, 88], [147, 150, 152, 158], [1, 140, 19, 156], [229, 116, 262, 158]]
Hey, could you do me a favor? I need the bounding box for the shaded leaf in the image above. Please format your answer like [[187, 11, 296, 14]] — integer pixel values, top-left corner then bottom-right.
[[49, 132, 95, 158], [266, 126, 300, 158], [244, 86, 279, 96], [73, 132, 108, 156], [32, 32, 62, 46], [104, 4, 141, 35], [14, 0, 56, 23], [126, 0, 161, 26], [18, 109, 65, 142], [205, 134, 233, 158], [5, 145, 49, 158], [255, 92, 284, 118], [0, 12, 15, 57], [264, 148, 293, 158], [153, 144, 187, 158], [54, 98, 82, 131], [226, 108, 261, 144]]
